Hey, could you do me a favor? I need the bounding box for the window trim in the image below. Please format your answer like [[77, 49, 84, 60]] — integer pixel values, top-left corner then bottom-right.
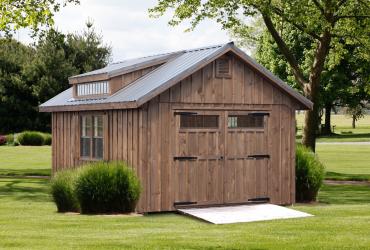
[[178, 113, 221, 131], [80, 114, 105, 161], [76, 81, 110, 98]]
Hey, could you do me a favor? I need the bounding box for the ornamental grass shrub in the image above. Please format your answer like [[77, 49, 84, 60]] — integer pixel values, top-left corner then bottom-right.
[[75, 161, 141, 214], [17, 131, 45, 146], [50, 169, 80, 212], [296, 144, 325, 202]]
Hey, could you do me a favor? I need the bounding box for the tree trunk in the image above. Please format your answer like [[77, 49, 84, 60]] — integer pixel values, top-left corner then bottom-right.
[[322, 102, 332, 135], [302, 86, 320, 152], [302, 30, 332, 152], [262, 14, 333, 151], [352, 116, 356, 129]]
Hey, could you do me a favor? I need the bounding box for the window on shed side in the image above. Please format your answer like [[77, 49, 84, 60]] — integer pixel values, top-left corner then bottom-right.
[[215, 57, 232, 78], [80, 115, 104, 159]]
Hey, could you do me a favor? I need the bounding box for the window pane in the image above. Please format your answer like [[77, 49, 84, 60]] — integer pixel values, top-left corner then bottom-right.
[[228, 115, 264, 128], [180, 115, 219, 128], [93, 138, 103, 159], [80, 138, 91, 157], [94, 116, 103, 137], [82, 116, 92, 136], [228, 116, 237, 128]]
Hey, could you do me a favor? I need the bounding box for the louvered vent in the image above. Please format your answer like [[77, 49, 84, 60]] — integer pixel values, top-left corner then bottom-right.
[[215, 58, 232, 78]]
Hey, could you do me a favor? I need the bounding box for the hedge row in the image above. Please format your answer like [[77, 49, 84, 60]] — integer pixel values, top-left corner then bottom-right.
[[50, 161, 141, 214], [0, 131, 52, 146]]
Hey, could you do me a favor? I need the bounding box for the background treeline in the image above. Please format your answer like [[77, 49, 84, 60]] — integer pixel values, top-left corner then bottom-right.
[[0, 23, 111, 134]]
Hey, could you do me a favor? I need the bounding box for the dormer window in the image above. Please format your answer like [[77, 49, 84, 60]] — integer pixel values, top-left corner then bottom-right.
[[77, 81, 109, 97], [215, 57, 232, 78]]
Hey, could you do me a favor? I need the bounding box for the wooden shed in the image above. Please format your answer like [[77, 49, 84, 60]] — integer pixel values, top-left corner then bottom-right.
[[40, 42, 312, 213]]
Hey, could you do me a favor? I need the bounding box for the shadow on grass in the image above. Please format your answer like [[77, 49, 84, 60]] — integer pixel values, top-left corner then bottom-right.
[[0, 178, 51, 202], [319, 133, 370, 139], [319, 184, 370, 205], [325, 171, 370, 181], [0, 168, 51, 177]]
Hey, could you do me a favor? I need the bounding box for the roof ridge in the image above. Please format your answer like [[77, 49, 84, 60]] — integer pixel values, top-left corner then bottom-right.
[[185, 42, 233, 53], [110, 50, 184, 66], [110, 42, 232, 65]]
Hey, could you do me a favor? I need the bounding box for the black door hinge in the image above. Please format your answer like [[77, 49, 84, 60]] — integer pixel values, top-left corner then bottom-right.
[[174, 156, 198, 161]]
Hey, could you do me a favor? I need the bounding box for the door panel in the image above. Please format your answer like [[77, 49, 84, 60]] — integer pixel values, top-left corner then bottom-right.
[[173, 111, 224, 205], [224, 112, 269, 203], [172, 109, 270, 206]]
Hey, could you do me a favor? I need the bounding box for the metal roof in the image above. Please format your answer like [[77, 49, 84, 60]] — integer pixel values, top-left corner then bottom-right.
[[69, 50, 183, 79], [40, 42, 313, 111], [108, 44, 225, 104]]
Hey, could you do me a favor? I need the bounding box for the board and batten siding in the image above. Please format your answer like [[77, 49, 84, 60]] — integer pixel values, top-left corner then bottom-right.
[[51, 54, 298, 213]]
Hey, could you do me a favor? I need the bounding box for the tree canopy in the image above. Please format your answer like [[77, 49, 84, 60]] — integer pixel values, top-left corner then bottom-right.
[[0, 0, 79, 34], [240, 21, 370, 134], [150, 0, 370, 150]]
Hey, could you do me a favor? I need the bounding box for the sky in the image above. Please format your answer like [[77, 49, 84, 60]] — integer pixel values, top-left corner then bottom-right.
[[17, 0, 231, 62]]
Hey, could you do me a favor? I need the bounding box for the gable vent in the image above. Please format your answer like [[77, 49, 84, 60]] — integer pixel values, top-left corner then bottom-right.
[[215, 58, 232, 78]]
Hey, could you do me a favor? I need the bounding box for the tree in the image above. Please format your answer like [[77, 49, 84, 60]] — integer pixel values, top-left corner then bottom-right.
[[0, 23, 111, 133], [249, 24, 366, 135], [27, 23, 112, 131], [29, 22, 112, 106], [0, 39, 37, 133], [346, 104, 366, 129], [150, 0, 370, 151], [0, 0, 79, 34]]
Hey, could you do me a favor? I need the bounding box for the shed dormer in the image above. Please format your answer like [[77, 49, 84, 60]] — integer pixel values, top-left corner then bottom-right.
[[68, 51, 182, 99]]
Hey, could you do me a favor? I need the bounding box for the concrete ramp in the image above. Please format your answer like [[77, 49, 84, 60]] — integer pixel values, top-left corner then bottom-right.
[[177, 204, 313, 224]]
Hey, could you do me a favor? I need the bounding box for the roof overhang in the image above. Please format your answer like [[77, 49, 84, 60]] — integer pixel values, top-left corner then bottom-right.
[[39, 101, 137, 112]]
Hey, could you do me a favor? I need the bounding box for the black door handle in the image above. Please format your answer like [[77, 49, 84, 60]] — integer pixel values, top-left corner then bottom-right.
[[219, 156, 224, 160]]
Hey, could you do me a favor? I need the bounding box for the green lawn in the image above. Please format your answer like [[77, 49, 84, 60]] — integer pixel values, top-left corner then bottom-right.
[[0, 143, 369, 249], [316, 144, 370, 181], [0, 177, 369, 249], [0, 146, 51, 176]]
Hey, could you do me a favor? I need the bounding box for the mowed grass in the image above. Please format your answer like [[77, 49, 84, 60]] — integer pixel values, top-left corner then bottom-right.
[[0, 177, 369, 249], [296, 114, 370, 142], [316, 144, 370, 181], [0, 146, 51, 176]]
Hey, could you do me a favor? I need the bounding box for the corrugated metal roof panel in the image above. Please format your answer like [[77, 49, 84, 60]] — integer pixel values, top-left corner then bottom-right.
[[39, 87, 111, 108], [107, 44, 226, 103], [70, 51, 183, 79]]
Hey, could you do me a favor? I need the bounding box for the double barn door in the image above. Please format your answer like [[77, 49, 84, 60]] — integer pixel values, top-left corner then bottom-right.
[[173, 110, 270, 206]]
